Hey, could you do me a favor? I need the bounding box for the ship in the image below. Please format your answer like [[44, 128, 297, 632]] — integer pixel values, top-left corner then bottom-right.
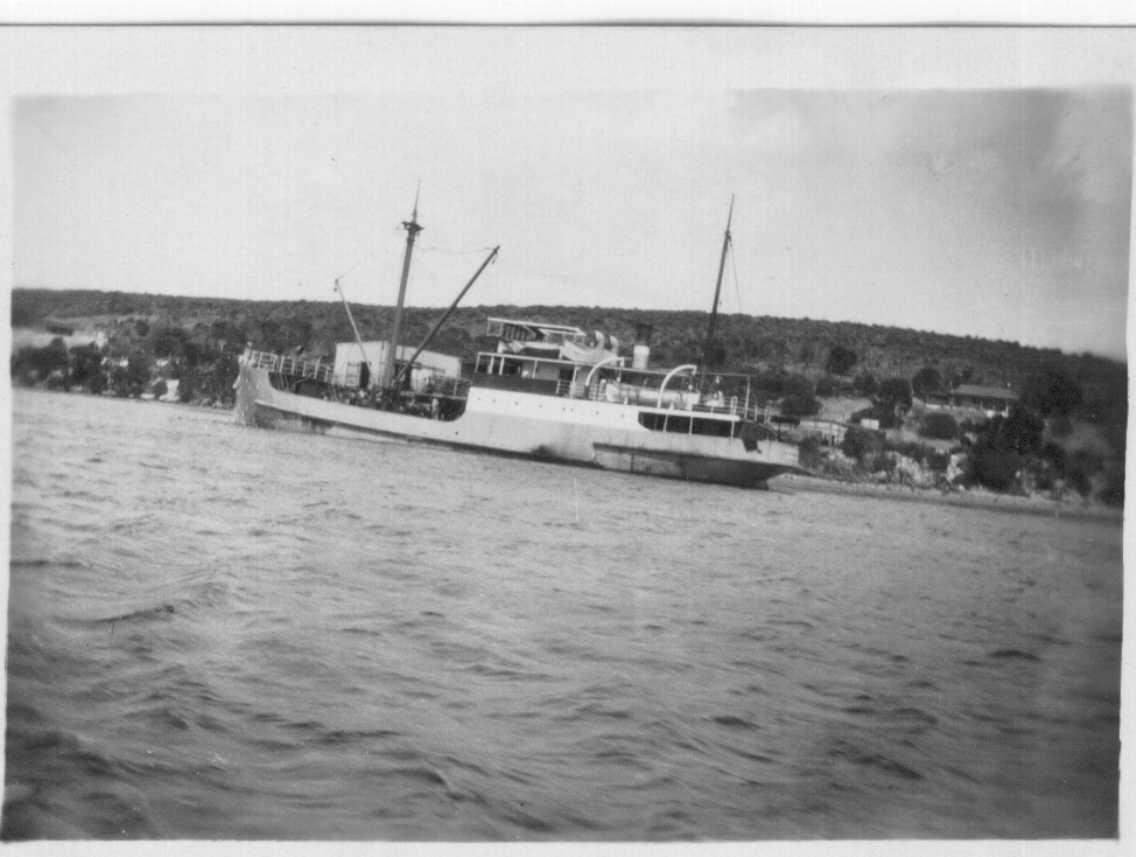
[[233, 198, 801, 488]]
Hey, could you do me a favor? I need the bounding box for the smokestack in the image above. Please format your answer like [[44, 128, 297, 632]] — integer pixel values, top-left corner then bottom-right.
[[632, 322, 652, 370]]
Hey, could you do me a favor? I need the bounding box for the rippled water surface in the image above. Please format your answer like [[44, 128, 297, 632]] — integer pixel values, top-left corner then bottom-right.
[[5, 390, 1123, 839]]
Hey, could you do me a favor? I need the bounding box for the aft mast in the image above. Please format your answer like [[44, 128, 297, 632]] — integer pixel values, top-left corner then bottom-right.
[[381, 188, 424, 392], [699, 195, 734, 394]]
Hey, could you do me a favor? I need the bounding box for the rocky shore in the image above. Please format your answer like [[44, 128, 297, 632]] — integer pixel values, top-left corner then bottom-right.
[[774, 472, 1123, 522]]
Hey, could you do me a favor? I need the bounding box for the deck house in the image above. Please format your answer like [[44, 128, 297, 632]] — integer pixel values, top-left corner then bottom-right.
[[333, 341, 460, 391]]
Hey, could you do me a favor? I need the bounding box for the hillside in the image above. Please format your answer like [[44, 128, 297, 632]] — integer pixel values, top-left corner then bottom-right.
[[11, 287, 1126, 427]]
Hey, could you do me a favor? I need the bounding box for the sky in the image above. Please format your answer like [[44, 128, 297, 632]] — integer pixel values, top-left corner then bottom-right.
[[6, 26, 1134, 360]]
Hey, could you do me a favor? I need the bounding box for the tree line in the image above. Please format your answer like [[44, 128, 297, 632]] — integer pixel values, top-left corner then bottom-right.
[[13, 288, 1125, 408]]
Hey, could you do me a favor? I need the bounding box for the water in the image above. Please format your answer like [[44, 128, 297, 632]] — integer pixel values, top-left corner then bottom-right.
[[5, 390, 1123, 839]]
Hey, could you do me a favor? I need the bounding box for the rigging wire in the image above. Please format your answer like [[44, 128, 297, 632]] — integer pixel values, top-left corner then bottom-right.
[[333, 244, 500, 308], [730, 239, 745, 316], [331, 257, 369, 287], [329, 243, 396, 289], [418, 244, 500, 256]]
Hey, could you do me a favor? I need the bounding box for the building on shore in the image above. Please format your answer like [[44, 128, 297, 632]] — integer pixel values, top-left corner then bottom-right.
[[797, 417, 849, 447], [947, 384, 1017, 419], [44, 317, 75, 336]]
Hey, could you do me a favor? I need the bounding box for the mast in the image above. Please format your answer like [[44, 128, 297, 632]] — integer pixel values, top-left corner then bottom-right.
[[700, 195, 734, 393], [381, 189, 423, 390]]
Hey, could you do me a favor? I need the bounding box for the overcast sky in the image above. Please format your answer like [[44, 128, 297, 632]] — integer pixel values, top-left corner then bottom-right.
[[7, 26, 1133, 359]]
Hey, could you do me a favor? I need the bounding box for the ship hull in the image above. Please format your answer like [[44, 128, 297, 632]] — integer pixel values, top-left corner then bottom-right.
[[234, 363, 799, 487], [591, 444, 786, 487]]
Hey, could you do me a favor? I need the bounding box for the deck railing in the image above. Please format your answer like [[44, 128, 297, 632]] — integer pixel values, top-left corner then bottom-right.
[[244, 348, 473, 398], [244, 349, 334, 384], [583, 381, 755, 418]]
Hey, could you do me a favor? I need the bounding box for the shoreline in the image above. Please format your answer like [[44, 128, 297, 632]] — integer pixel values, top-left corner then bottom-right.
[[773, 472, 1123, 522], [12, 388, 1126, 522]]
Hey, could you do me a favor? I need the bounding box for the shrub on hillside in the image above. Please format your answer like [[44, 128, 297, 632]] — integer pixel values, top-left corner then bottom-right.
[[781, 393, 820, 418], [911, 366, 943, 399], [1065, 449, 1103, 497], [753, 371, 790, 400], [871, 451, 896, 474], [43, 370, 67, 390], [1000, 405, 1045, 456], [877, 377, 913, 408], [68, 343, 105, 391], [798, 436, 823, 470], [825, 345, 858, 376], [782, 374, 813, 399], [854, 373, 878, 397], [926, 451, 950, 473], [873, 377, 913, 428], [920, 412, 958, 441], [1047, 414, 1074, 439], [1099, 464, 1124, 507], [1040, 440, 1065, 470], [815, 375, 836, 397], [969, 442, 1022, 492], [961, 402, 1052, 493], [178, 376, 196, 403], [842, 424, 884, 464], [1022, 367, 1083, 418], [150, 326, 190, 359], [885, 439, 934, 462], [11, 337, 70, 382]]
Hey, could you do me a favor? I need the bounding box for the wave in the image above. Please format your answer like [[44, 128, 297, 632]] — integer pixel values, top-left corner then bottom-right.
[[989, 648, 1041, 661], [6, 390, 1122, 839], [97, 604, 178, 626]]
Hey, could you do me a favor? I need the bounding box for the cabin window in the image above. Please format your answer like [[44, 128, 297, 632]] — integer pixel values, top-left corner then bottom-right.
[[639, 412, 735, 436], [635, 414, 693, 434], [691, 417, 734, 438]]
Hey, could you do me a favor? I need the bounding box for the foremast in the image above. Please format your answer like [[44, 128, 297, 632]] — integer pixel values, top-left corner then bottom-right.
[[381, 191, 423, 391], [391, 245, 500, 391]]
